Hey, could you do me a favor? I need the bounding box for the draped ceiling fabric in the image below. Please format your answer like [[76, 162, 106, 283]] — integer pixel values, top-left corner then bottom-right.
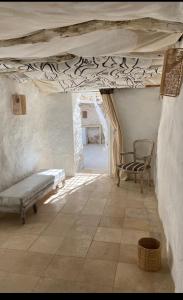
[[100, 89, 123, 177], [0, 2, 182, 92]]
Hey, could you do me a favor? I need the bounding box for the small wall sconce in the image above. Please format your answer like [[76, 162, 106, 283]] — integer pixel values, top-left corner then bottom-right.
[[12, 94, 26, 115]]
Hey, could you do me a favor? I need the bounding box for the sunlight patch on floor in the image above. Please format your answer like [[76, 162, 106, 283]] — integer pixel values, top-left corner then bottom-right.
[[44, 173, 104, 205]]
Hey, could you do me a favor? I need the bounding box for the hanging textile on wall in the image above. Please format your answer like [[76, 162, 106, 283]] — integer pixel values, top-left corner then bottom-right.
[[160, 48, 183, 97]]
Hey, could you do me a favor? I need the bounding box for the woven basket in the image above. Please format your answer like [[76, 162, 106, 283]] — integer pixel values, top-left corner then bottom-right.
[[138, 237, 161, 272]]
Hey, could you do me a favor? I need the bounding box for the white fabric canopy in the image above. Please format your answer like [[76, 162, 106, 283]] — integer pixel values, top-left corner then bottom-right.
[[0, 2, 182, 39], [0, 2, 182, 92]]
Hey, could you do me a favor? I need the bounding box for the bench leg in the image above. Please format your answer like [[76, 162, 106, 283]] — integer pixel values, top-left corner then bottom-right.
[[117, 168, 121, 187], [33, 204, 37, 214], [20, 208, 26, 224]]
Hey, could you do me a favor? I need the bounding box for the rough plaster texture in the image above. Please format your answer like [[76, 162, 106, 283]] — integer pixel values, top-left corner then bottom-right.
[[0, 78, 75, 192], [114, 87, 162, 181], [156, 85, 183, 292], [38, 91, 75, 176], [80, 103, 105, 144], [0, 78, 43, 191], [72, 94, 84, 172], [80, 103, 101, 126]]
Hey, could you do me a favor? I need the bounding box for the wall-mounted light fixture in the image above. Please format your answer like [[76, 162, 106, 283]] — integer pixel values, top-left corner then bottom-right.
[[12, 94, 26, 115]]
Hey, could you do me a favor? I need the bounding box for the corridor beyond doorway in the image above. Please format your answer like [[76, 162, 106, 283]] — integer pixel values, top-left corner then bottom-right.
[[83, 144, 108, 172], [73, 92, 110, 174]]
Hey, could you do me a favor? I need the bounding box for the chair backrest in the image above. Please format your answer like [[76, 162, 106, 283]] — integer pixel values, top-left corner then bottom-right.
[[133, 139, 154, 164]]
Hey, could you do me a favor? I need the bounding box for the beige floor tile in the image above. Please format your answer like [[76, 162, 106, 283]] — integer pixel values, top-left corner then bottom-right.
[[103, 204, 125, 217], [11, 251, 53, 276], [61, 198, 87, 214], [0, 233, 13, 247], [0, 222, 21, 234], [81, 198, 107, 215], [78, 282, 113, 293], [26, 211, 57, 224], [44, 255, 85, 281], [94, 227, 122, 243], [67, 225, 97, 240], [29, 236, 64, 254], [33, 277, 82, 293], [0, 249, 26, 272], [123, 199, 145, 209], [0, 175, 173, 293], [0, 234, 38, 250], [106, 198, 126, 207], [38, 202, 65, 214], [0, 273, 39, 293], [77, 258, 117, 286], [42, 214, 77, 237], [87, 241, 120, 261], [14, 222, 49, 235], [66, 191, 89, 202], [34, 277, 112, 293], [114, 262, 155, 292], [119, 244, 137, 264], [57, 238, 92, 257], [123, 217, 150, 231], [74, 214, 101, 227], [144, 201, 158, 209], [125, 208, 149, 219], [99, 216, 124, 228], [151, 272, 175, 293], [121, 228, 150, 245]]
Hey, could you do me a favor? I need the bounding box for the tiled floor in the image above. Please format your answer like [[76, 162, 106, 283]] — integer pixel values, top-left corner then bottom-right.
[[0, 173, 174, 293]]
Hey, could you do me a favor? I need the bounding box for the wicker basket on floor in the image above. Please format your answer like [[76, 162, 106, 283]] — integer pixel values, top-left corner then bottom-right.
[[138, 237, 161, 272]]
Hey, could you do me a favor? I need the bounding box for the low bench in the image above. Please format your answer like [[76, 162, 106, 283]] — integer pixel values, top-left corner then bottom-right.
[[0, 169, 65, 224]]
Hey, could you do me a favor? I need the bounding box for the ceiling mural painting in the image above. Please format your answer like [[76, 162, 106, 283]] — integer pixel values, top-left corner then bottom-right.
[[0, 56, 162, 92]]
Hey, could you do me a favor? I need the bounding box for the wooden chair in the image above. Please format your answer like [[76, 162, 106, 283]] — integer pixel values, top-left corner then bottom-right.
[[116, 139, 154, 193]]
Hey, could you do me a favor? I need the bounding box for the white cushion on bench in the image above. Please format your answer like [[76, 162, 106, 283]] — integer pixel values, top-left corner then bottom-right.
[[0, 173, 54, 208], [0, 169, 65, 209], [38, 169, 65, 187]]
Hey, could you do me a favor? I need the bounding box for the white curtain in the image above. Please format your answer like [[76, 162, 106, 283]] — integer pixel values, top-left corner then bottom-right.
[[100, 89, 123, 177]]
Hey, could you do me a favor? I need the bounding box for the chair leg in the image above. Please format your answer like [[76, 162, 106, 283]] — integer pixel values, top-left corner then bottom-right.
[[117, 168, 121, 187], [33, 204, 37, 214], [140, 173, 144, 193], [148, 169, 151, 186]]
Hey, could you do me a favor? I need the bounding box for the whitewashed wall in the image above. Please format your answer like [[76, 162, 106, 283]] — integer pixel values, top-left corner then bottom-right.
[[0, 78, 43, 191], [114, 87, 162, 181], [38, 91, 75, 175], [156, 85, 183, 292], [72, 94, 84, 172], [80, 103, 101, 126], [0, 78, 75, 192]]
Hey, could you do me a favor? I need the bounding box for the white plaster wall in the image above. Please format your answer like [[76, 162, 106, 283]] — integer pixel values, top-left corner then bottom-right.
[[38, 92, 75, 176], [0, 78, 44, 191], [156, 85, 183, 292], [114, 87, 162, 181], [0, 78, 75, 192], [72, 94, 84, 172], [80, 104, 101, 126]]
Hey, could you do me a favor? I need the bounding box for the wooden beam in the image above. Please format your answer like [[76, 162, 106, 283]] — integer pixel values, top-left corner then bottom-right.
[[145, 84, 160, 87]]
